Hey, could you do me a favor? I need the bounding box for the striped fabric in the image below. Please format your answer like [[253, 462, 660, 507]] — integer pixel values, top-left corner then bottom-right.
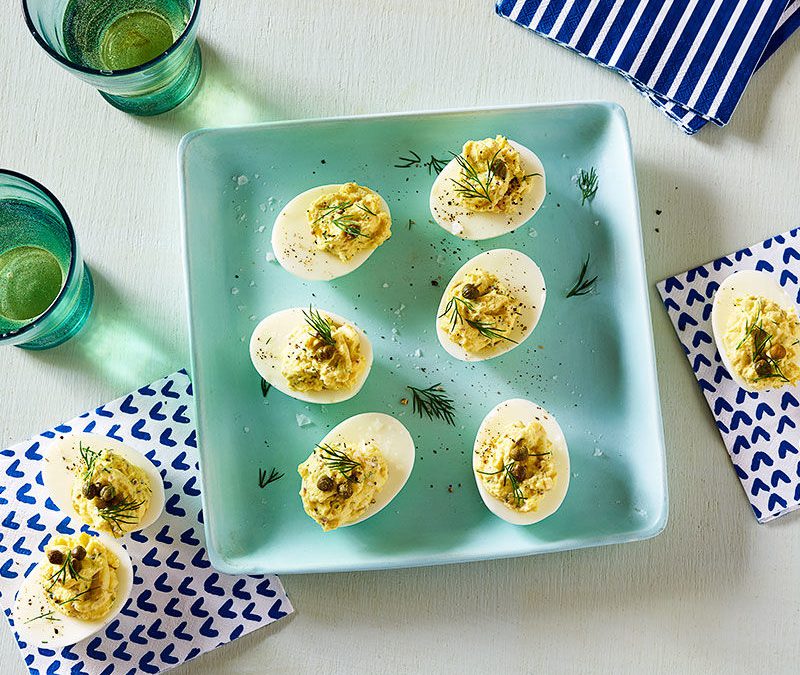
[[497, 0, 800, 134]]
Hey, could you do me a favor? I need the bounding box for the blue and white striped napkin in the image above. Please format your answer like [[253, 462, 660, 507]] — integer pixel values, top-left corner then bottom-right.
[[497, 0, 800, 134]]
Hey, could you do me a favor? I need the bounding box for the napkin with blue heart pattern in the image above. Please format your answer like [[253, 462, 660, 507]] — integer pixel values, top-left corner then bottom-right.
[[658, 228, 800, 523], [0, 369, 293, 674]]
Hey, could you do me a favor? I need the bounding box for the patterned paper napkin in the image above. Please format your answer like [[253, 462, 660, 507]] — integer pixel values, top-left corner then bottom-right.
[[657, 228, 800, 523], [496, 0, 800, 134], [0, 370, 293, 675]]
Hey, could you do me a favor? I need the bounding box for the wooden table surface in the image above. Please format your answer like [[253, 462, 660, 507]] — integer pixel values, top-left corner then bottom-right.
[[2, 1, 799, 673]]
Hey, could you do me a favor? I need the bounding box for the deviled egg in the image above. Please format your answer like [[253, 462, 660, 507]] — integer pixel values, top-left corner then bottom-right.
[[436, 249, 546, 361], [711, 269, 800, 391], [271, 182, 392, 280], [250, 306, 373, 403], [473, 398, 569, 525], [13, 532, 133, 648], [430, 135, 545, 240], [298, 413, 415, 531], [43, 433, 165, 537]]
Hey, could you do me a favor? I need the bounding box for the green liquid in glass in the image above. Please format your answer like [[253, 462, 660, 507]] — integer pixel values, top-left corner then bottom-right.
[[0, 246, 63, 321], [0, 199, 68, 328], [63, 0, 190, 71]]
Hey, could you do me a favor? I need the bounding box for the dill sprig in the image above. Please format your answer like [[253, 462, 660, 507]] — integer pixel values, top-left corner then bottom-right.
[[317, 443, 362, 480], [46, 551, 83, 591], [303, 306, 336, 346], [577, 167, 599, 205], [394, 150, 449, 174], [566, 254, 598, 298], [450, 149, 503, 204], [738, 302, 791, 383], [260, 377, 270, 398], [313, 200, 372, 239], [26, 588, 95, 623], [97, 499, 146, 535], [394, 150, 421, 169], [331, 215, 370, 239], [24, 610, 59, 624], [477, 462, 525, 506], [438, 296, 517, 343], [312, 200, 354, 223], [424, 155, 449, 175], [355, 203, 376, 216], [78, 442, 99, 484], [407, 383, 456, 425], [258, 467, 284, 488]]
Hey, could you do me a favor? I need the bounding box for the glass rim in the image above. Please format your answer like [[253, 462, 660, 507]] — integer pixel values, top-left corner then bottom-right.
[[0, 168, 78, 343], [21, 0, 201, 78]]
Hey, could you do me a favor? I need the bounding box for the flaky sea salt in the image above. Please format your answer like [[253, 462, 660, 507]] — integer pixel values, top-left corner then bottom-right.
[[231, 287, 240, 295], [265, 251, 276, 262], [592, 447, 604, 457], [296, 413, 312, 427], [237, 175, 249, 186]]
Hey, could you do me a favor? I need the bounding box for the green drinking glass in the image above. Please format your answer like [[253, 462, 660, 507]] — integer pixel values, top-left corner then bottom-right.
[[0, 170, 94, 350], [22, 0, 202, 116]]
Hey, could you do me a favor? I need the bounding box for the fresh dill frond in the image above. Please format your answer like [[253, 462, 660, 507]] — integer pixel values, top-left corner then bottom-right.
[[78, 442, 99, 484], [312, 200, 354, 224], [46, 551, 83, 591], [407, 383, 456, 426], [355, 203, 376, 216], [566, 254, 598, 298], [303, 306, 336, 346], [477, 462, 525, 506], [449, 149, 503, 205], [57, 588, 93, 606], [260, 377, 270, 398], [331, 215, 371, 239], [424, 155, 449, 175], [394, 150, 421, 169], [438, 296, 516, 343], [97, 499, 146, 534], [24, 610, 59, 624], [733, 301, 791, 383], [577, 167, 599, 205], [317, 443, 362, 479], [258, 467, 284, 488]]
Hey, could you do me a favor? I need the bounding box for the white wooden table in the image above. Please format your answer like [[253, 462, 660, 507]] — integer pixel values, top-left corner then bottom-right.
[[2, 1, 799, 672]]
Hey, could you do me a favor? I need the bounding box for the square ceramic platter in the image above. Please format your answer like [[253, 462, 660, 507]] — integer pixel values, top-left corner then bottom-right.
[[179, 103, 667, 574]]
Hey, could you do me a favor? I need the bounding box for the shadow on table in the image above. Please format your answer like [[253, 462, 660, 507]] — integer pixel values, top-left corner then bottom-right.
[[26, 267, 182, 392], [697, 32, 800, 145], [138, 40, 289, 135]]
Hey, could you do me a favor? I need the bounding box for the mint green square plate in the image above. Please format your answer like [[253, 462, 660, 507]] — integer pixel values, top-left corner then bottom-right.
[[179, 103, 667, 574]]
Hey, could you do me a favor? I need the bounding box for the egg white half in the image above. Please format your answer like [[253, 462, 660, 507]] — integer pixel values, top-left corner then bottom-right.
[[473, 398, 570, 525], [318, 413, 415, 527], [43, 432, 165, 535], [13, 534, 133, 649], [430, 139, 546, 240], [436, 249, 546, 362], [711, 269, 799, 392], [271, 184, 392, 281], [250, 307, 373, 404]]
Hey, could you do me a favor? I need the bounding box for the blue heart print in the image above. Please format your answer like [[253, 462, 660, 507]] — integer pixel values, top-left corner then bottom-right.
[[0, 371, 292, 675], [658, 227, 800, 522]]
